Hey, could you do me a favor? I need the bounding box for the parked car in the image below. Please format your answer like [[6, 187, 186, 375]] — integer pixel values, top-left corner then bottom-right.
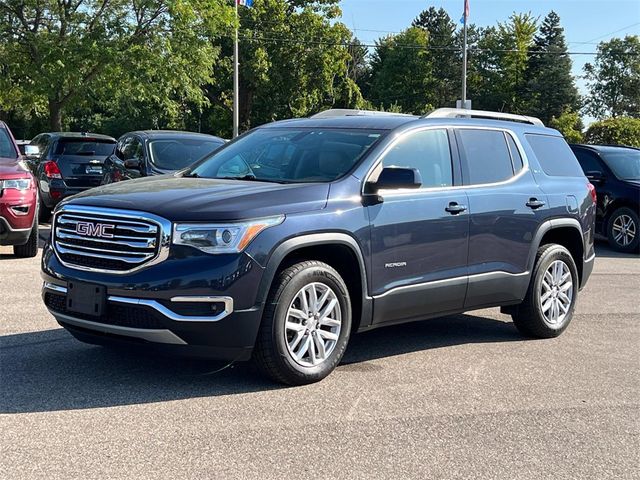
[[41, 108, 596, 385], [0, 122, 38, 257], [25, 132, 116, 222], [570, 144, 640, 252], [101, 131, 225, 184]]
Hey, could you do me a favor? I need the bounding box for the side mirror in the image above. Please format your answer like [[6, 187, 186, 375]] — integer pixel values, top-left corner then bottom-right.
[[586, 170, 605, 183], [366, 167, 422, 192], [24, 145, 40, 159], [124, 158, 141, 170]]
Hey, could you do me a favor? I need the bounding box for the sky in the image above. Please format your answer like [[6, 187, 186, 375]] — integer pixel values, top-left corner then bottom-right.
[[338, 0, 640, 122]]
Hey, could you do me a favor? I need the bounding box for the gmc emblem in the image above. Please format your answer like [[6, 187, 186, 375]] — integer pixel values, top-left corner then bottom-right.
[[75, 221, 115, 238]]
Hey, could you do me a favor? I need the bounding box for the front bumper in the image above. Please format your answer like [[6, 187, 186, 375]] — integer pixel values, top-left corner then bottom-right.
[[0, 215, 32, 246], [41, 241, 266, 361]]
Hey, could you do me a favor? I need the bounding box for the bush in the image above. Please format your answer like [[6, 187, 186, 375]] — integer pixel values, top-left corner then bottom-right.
[[549, 111, 584, 143], [584, 117, 640, 147]]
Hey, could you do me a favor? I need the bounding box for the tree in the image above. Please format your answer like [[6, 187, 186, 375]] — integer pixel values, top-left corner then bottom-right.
[[0, 1, 232, 131], [202, 0, 362, 135], [412, 7, 459, 107], [368, 27, 433, 114], [585, 117, 640, 147], [584, 35, 640, 119], [524, 11, 579, 124], [549, 110, 583, 143]]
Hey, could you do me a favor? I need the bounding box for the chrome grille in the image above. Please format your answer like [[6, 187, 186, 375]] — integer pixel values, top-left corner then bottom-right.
[[52, 206, 171, 273]]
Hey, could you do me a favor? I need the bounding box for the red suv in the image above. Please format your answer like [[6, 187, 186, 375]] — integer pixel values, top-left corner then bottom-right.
[[0, 121, 38, 257]]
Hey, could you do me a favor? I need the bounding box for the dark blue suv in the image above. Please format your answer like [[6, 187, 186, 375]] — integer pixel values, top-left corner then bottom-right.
[[41, 109, 596, 385]]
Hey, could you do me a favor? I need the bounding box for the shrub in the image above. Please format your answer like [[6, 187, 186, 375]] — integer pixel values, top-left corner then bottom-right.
[[584, 117, 640, 147], [549, 111, 584, 143]]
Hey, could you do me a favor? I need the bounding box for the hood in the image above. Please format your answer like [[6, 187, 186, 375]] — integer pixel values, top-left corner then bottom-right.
[[0, 158, 32, 179], [62, 175, 330, 221]]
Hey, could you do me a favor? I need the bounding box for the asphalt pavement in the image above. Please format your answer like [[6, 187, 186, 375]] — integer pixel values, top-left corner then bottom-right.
[[1, 229, 638, 479]]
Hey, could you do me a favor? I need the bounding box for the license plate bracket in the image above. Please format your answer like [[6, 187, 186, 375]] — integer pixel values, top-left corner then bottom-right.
[[66, 281, 106, 317]]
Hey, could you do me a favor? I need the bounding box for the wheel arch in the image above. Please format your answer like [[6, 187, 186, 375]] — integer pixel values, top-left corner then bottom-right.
[[256, 233, 372, 333], [529, 219, 586, 287]]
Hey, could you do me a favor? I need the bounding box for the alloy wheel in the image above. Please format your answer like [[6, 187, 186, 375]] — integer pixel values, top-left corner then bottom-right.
[[539, 260, 573, 326], [285, 282, 342, 367], [612, 214, 636, 247]]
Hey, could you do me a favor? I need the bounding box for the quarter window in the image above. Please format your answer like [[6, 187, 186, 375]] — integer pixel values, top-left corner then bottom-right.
[[381, 129, 453, 188], [506, 134, 524, 173], [457, 129, 514, 185]]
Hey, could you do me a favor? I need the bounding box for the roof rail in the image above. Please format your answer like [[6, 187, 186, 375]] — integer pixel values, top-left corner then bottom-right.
[[311, 109, 414, 119], [424, 108, 544, 126]]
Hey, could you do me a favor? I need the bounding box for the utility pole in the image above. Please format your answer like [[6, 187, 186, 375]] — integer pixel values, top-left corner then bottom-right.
[[233, 1, 239, 138], [462, 10, 467, 105]]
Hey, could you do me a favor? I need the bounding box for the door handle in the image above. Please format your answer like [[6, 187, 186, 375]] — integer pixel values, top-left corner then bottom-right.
[[526, 198, 546, 209], [445, 202, 467, 215]]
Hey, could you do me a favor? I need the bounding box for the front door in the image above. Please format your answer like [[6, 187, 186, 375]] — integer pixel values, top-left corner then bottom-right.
[[366, 128, 470, 325]]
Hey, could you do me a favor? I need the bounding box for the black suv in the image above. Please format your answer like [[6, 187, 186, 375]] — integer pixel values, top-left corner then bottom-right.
[[26, 132, 116, 222], [101, 130, 225, 185], [570, 144, 639, 252], [41, 109, 596, 385]]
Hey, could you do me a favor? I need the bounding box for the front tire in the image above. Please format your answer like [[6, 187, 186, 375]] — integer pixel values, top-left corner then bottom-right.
[[253, 260, 352, 385], [511, 244, 578, 338], [607, 207, 639, 253], [13, 222, 38, 258]]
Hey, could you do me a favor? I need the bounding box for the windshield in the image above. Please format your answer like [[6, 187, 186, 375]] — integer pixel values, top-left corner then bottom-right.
[[0, 128, 18, 159], [187, 127, 385, 183], [149, 138, 224, 171], [54, 139, 115, 156], [602, 150, 640, 180]]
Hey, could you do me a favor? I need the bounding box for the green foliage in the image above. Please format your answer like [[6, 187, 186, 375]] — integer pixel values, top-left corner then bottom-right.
[[584, 117, 640, 147], [549, 111, 584, 143], [524, 11, 579, 124], [368, 27, 433, 114], [584, 36, 640, 119]]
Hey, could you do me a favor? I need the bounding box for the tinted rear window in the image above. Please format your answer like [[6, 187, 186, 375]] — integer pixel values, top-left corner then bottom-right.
[[526, 134, 584, 177], [0, 128, 18, 159], [457, 129, 514, 185], [54, 139, 115, 156], [149, 138, 224, 171]]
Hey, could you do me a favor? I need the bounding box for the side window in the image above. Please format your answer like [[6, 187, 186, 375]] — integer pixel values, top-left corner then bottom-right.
[[122, 137, 143, 161], [457, 129, 514, 184], [525, 134, 584, 177], [573, 150, 602, 174], [115, 137, 128, 160], [381, 129, 453, 188], [506, 133, 524, 173]]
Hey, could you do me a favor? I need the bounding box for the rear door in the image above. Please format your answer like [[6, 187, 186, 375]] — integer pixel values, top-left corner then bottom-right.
[[455, 128, 546, 308], [366, 127, 470, 325], [54, 138, 116, 189]]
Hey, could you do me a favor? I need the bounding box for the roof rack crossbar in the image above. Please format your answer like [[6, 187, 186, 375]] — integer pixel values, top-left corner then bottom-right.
[[310, 109, 414, 119], [424, 108, 544, 126]]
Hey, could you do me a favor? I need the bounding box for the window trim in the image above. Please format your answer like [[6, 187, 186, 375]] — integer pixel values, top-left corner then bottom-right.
[[455, 127, 531, 189], [362, 125, 530, 195]]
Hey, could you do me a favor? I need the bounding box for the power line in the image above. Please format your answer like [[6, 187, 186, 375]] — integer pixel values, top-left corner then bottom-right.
[[238, 32, 638, 56], [570, 21, 640, 45]]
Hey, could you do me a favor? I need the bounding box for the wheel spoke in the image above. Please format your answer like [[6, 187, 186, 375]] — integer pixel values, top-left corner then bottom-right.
[[318, 329, 339, 341], [289, 330, 306, 351], [315, 288, 331, 313], [308, 284, 319, 314], [318, 298, 338, 322], [544, 271, 553, 286], [288, 308, 308, 320], [541, 290, 552, 303], [308, 335, 317, 364], [319, 317, 341, 328], [541, 298, 553, 313], [313, 334, 326, 360], [299, 289, 310, 315], [286, 321, 305, 332], [295, 335, 311, 361], [559, 281, 572, 293]]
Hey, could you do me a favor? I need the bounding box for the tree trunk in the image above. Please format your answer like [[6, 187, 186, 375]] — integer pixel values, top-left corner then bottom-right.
[[48, 100, 63, 131]]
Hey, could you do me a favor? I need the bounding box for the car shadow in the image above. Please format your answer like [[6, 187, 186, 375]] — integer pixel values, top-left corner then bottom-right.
[[0, 313, 521, 414], [594, 239, 639, 259]]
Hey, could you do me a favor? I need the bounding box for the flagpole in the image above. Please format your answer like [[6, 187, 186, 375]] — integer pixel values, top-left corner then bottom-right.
[[461, 2, 468, 107], [233, 1, 239, 138]]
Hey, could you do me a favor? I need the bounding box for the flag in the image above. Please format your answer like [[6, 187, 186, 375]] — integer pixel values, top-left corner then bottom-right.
[[237, 0, 253, 6], [460, 0, 470, 24]]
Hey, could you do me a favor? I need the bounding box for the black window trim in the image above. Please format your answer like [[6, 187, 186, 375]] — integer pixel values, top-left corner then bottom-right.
[[362, 125, 462, 195], [454, 126, 531, 189]]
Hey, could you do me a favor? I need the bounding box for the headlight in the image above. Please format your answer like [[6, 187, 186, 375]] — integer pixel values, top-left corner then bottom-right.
[[0, 178, 31, 191], [173, 215, 284, 254]]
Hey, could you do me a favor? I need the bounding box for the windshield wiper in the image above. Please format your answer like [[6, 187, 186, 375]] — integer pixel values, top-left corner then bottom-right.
[[182, 171, 199, 178]]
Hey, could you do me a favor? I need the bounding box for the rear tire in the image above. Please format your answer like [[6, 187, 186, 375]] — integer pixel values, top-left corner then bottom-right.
[[13, 222, 38, 258], [253, 260, 352, 385], [606, 207, 639, 253], [511, 244, 578, 338]]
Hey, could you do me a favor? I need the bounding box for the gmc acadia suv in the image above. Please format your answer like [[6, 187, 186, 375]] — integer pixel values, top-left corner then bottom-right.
[[41, 109, 596, 385]]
